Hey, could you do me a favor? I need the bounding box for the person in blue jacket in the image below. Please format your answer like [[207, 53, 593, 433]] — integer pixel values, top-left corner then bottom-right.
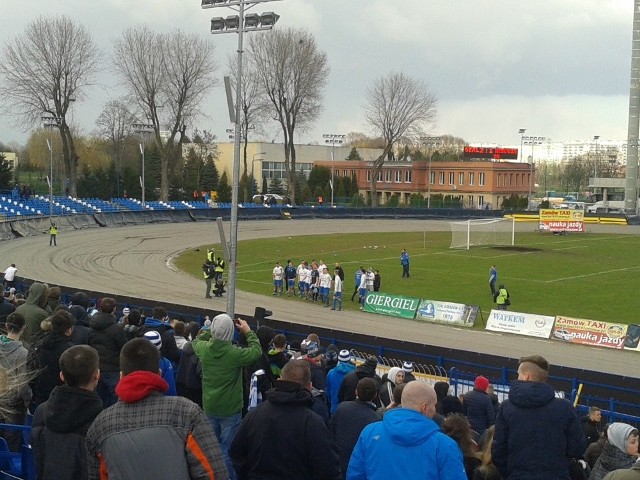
[[143, 331, 177, 396], [326, 349, 356, 414], [351, 266, 364, 302], [346, 381, 466, 480], [400, 249, 410, 278]]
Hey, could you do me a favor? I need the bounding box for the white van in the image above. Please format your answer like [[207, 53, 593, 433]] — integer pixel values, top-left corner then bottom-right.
[[586, 200, 625, 213]]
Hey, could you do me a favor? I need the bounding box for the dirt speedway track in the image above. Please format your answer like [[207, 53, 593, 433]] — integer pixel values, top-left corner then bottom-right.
[[1, 218, 637, 378]]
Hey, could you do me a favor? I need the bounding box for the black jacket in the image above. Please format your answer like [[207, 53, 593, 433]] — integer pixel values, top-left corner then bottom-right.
[[492, 380, 587, 480], [328, 399, 381, 478], [581, 415, 601, 445], [32, 385, 103, 480], [138, 320, 181, 365], [229, 380, 341, 480], [33, 333, 75, 405], [69, 305, 91, 345], [463, 388, 495, 435], [175, 341, 202, 391], [338, 364, 381, 403], [89, 312, 127, 372]]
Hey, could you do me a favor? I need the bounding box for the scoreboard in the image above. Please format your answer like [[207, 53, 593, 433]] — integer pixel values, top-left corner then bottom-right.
[[463, 146, 518, 160]]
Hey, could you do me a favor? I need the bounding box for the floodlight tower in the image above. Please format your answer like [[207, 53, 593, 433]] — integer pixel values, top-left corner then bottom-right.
[[133, 123, 154, 206], [323, 134, 345, 207], [41, 115, 62, 219], [202, 0, 281, 317], [523, 135, 545, 209], [420, 136, 442, 208]]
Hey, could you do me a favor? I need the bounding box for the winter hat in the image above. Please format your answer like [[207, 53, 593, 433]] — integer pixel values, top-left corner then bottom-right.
[[388, 367, 403, 385], [434, 381, 450, 401], [365, 357, 378, 369], [608, 422, 639, 453], [301, 339, 319, 357], [338, 350, 351, 363], [143, 330, 162, 350], [211, 313, 234, 342], [123, 307, 130, 315], [325, 350, 338, 364], [474, 375, 490, 392], [402, 361, 414, 373]]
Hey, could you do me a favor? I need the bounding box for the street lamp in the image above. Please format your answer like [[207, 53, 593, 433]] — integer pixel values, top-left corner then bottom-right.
[[323, 134, 345, 207], [251, 152, 266, 198], [523, 135, 545, 209], [518, 128, 526, 162], [202, 0, 281, 318], [420, 136, 442, 209], [41, 115, 62, 219], [593, 135, 600, 178], [133, 123, 154, 206]]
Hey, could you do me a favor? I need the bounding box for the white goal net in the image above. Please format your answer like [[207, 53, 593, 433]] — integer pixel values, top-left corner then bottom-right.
[[449, 218, 515, 250]]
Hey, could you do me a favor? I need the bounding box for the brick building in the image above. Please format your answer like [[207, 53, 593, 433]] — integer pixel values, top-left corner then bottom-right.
[[314, 159, 534, 209]]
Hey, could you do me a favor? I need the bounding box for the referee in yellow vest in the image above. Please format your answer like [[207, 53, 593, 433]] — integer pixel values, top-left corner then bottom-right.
[[49, 223, 58, 246]]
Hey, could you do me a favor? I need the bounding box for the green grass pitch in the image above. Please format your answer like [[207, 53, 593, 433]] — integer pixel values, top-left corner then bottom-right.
[[175, 231, 640, 328]]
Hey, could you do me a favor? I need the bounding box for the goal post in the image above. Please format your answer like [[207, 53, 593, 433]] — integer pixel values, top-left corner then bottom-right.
[[449, 218, 515, 250]]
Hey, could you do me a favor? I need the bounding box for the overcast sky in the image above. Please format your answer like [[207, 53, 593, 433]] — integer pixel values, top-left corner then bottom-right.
[[0, 0, 636, 148]]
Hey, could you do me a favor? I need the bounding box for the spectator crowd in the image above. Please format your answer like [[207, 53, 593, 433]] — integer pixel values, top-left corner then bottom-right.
[[0, 281, 637, 480]]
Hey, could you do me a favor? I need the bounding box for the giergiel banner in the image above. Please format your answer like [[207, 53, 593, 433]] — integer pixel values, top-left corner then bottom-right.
[[362, 292, 420, 319]]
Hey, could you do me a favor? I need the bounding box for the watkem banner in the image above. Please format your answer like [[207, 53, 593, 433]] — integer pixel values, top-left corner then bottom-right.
[[552, 316, 627, 349], [539, 209, 585, 232], [415, 299, 478, 327], [362, 292, 420, 319], [485, 310, 555, 338]]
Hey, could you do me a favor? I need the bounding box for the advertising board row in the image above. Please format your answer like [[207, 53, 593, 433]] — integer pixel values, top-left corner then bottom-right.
[[486, 310, 639, 350], [362, 292, 478, 327]]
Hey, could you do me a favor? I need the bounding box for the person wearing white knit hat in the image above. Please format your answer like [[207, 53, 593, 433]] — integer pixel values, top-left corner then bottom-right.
[[402, 361, 416, 382]]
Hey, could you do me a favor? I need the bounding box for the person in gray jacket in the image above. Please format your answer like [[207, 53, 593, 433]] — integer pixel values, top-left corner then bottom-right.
[[86, 338, 229, 480], [0, 312, 31, 450]]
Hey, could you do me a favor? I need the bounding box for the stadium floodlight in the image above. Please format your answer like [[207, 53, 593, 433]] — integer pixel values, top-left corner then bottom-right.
[[225, 15, 240, 30], [200, 0, 282, 319], [210, 17, 225, 31], [449, 218, 515, 250], [323, 134, 345, 207], [244, 13, 260, 27], [260, 11, 279, 26]]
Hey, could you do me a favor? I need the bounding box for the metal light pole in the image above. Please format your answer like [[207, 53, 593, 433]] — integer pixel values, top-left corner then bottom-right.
[[133, 123, 154, 207], [518, 128, 526, 162], [523, 135, 545, 209], [251, 152, 266, 198], [42, 115, 62, 219], [593, 135, 600, 178], [420, 136, 442, 209], [203, 0, 280, 318], [323, 134, 345, 207]]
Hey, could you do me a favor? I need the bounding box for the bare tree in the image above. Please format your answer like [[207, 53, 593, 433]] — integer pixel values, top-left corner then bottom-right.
[[364, 72, 437, 206], [113, 26, 217, 200], [0, 16, 99, 197], [95, 99, 137, 196], [248, 27, 329, 204], [226, 54, 271, 177]]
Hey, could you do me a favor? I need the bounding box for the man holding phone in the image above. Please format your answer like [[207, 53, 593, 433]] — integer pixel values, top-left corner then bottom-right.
[[193, 313, 261, 479]]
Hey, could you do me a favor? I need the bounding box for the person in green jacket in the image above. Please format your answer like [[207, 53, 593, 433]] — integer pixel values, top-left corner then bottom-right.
[[193, 313, 261, 479], [495, 284, 510, 311]]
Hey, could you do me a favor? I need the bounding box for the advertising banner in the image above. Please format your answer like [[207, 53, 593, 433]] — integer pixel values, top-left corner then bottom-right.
[[539, 209, 585, 232], [552, 316, 627, 349], [362, 292, 420, 319], [415, 299, 478, 327], [485, 310, 555, 338]]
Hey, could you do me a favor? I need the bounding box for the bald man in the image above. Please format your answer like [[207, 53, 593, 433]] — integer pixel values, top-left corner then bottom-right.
[[346, 381, 466, 480], [492, 355, 586, 480]]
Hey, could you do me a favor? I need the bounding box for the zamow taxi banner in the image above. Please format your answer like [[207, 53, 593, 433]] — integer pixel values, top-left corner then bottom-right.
[[539, 209, 585, 233], [552, 316, 627, 349]]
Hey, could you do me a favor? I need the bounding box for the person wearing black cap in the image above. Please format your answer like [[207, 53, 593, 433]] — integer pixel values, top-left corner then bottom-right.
[[338, 356, 382, 405]]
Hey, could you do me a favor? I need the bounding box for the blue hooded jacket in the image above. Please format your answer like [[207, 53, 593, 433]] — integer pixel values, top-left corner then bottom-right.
[[325, 362, 356, 414], [347, 408, 466, 480], [492, 380, 587, 480]]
